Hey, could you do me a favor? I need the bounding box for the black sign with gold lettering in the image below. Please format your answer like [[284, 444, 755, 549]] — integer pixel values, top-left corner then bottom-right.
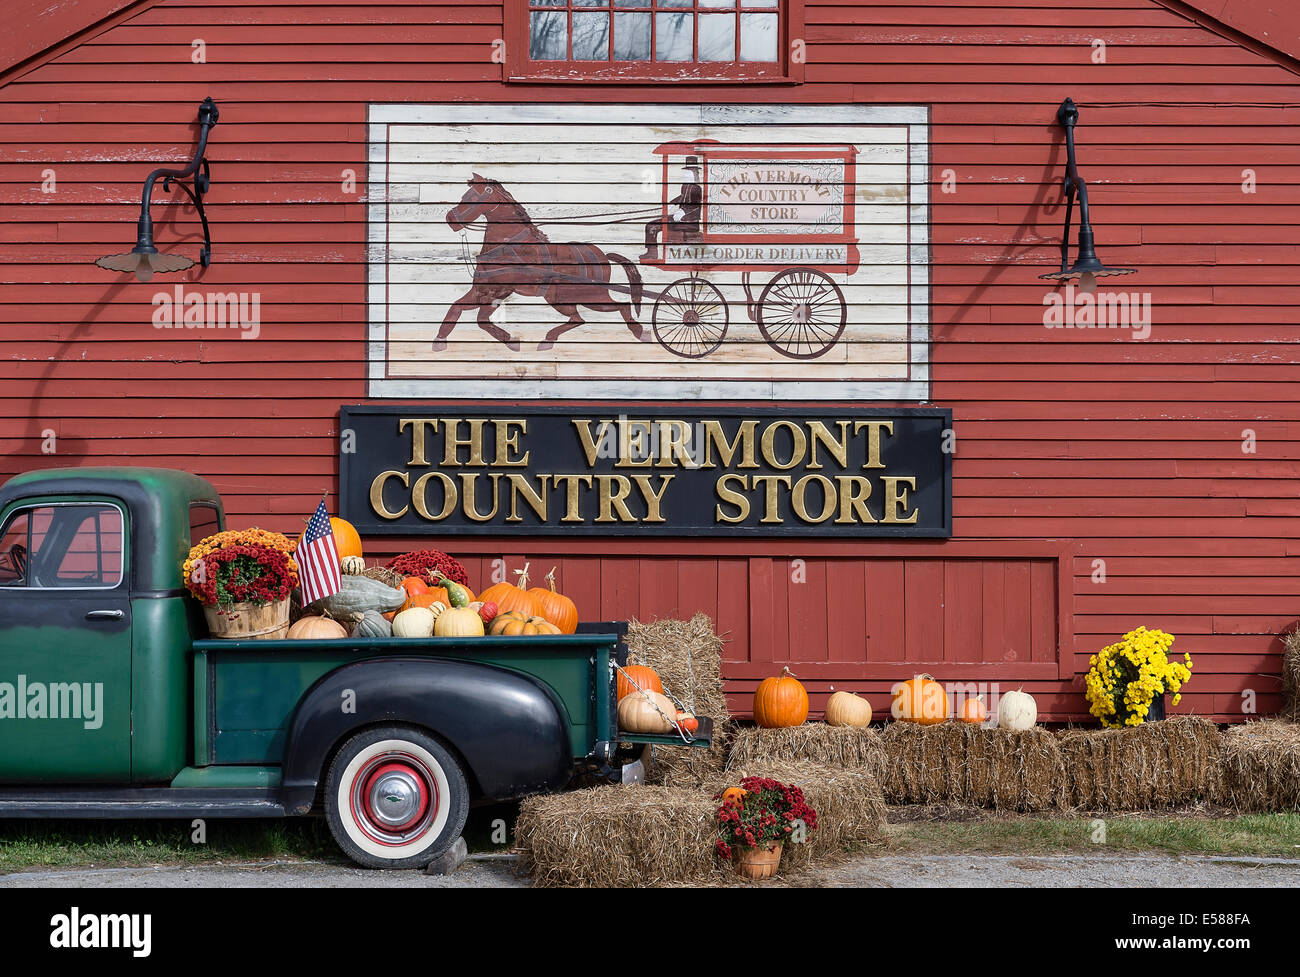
[[339, 406, 952, 537]]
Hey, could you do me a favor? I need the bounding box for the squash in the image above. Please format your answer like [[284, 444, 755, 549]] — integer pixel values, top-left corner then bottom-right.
[[618, 689, 676, 733], [958, 695, 989, 725], [997, 688, 1038, 731], [824, 687, 872, 727], [351, 610, 392, 639], [892, 674, 948, 725], [392, 606, 436, 638], [753, 667, 809, 729], [434, 606, 486, 637], [287, 615, 347, 640], [304, 575, 405, 619], [675, 711, 699, 734], [616, 664, 663, 701], [435, 574, 473, 608], [477, 564, 541, 619], [340, 555, 366, 575], [471, 600, 499, 625], [532, 568, 578, 634]]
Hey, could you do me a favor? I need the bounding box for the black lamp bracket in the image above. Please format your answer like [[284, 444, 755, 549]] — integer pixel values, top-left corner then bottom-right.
[[137, 97, 218, 266], [1054, 97, 1093, 275]]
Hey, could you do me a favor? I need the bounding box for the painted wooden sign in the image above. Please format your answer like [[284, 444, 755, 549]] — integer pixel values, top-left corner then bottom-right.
[[339, 405, 953, 537], [367, 104, 930, 400]]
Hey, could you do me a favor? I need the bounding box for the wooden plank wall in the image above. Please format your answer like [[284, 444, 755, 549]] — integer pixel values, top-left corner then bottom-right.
[[1, 0, 1298, 719]]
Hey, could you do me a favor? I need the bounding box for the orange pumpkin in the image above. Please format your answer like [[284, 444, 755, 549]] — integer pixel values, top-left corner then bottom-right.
[[488, 611, 560, 636], [401, 577, 429, 600], [720, 787, 748, 808], [892, 674, 949, 725], [404, 593, 445, 612], [478, 564, 541, 619], [531, 568, 578, 634], [616, 664, 663, 701], [958, 695, 988, 725], [329, 517, 363, 560], [753, 667, 809, 728]]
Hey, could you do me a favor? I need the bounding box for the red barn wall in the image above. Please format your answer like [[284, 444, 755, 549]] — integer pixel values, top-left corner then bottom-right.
[[2, 0, 1297, 720]]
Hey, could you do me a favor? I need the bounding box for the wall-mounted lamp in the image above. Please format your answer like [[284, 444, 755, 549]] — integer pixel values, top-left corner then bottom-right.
[[96, 97, 219, 282], [1039, 97, 1135, 292]]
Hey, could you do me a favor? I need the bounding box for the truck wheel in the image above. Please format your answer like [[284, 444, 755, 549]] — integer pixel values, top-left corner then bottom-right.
[[324, 725, 469, 870]]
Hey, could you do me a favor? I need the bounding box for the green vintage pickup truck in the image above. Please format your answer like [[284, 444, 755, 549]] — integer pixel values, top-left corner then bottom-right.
[[0, 467, 710, 868]]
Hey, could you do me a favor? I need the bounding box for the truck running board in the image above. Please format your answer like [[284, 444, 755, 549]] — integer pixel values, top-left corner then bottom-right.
[[0, 787, 286, 819]]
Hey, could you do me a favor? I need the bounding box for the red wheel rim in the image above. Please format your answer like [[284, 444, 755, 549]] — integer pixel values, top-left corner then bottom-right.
[[348, 750, 440, 847]]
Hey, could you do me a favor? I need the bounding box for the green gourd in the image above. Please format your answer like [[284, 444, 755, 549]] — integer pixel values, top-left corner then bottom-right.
[[436, 574, 471, 608]]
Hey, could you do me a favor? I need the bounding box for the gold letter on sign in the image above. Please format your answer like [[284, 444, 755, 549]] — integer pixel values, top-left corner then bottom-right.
[[370, 471, 410, 519], [881, 476, 919, 524], [398, 418, 439, 467], [854, 420, 895, 470]]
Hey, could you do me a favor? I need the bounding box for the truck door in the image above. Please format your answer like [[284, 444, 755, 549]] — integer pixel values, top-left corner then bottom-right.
[[0, 500, 133, 782]]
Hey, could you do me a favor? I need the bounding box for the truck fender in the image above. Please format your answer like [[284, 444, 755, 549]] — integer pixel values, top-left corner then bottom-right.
[[279, 657, 573, 815]]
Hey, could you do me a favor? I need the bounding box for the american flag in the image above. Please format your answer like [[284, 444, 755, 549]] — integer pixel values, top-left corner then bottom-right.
[[298, 500, 342, 606]]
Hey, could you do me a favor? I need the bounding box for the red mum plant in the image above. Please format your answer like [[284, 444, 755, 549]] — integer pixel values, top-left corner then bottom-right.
[[713, 776, 817, 860], [385, 549, 469, 588], [187, 543, 297, 608]]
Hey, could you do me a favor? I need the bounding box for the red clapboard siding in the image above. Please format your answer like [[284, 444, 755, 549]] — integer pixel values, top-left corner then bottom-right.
[[2, 0, 1299, 721]]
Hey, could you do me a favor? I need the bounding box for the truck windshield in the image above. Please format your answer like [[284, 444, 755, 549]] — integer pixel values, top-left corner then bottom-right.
[[0, 503, 124, 589]]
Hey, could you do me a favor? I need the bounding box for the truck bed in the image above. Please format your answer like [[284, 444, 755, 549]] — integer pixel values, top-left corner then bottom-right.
[[192, 633, 624, 767]]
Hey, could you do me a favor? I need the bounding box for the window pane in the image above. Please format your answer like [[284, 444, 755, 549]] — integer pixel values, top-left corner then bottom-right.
[[613, 0, 650, 5], [739, 12, 777, 61], [573, 0, 608, 6], [658, 0, 693, 7], [190, 503, 221, 547], [698, 14, 736, 61], [741, 0, 778, 6], [56, 507, 122, 587], [701, 0, 735, 6], [531, 0, 566, 5], [530, 10, 568, 59], [0, 510, 30, 586], [613, 12, 651, 60], [655, 12, 693, 61], [572, 11, 611, 59]]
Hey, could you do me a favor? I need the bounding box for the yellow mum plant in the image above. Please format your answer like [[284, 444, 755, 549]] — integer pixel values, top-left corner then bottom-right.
[[1084, 626, 1193, 728]]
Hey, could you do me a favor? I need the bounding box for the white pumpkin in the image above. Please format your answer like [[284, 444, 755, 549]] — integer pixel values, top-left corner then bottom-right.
[[617, 689, 677, 734], [824, 688, 872, 727], [392, 606, 435, 639], [997, 687, 1038, 731]]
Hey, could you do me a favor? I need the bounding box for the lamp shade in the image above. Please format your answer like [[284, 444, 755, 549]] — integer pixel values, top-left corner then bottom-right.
[[96, 248, 194, 283]]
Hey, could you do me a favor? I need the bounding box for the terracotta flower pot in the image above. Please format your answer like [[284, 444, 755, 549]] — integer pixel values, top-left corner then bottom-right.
[[203, 598, 290, 640], [732, 840, 783, 880]]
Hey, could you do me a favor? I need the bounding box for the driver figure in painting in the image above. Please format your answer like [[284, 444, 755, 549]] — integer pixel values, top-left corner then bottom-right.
[[642, 156, 703, 263]]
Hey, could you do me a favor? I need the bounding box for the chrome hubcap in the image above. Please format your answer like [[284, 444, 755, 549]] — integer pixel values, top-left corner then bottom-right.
[[368, 770, 422, 827]]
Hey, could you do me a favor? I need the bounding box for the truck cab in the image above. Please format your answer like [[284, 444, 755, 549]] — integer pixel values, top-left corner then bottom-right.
[[0, 467, 710, 868]]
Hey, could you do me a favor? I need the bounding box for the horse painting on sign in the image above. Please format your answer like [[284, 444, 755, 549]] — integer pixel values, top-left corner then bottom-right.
[[437, 174, 647, 352], [368, 102, 931, 401]]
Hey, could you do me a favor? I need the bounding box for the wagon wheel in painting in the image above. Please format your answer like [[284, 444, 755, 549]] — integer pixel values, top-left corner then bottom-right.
[[756, 267, 847, 360], [651, 277, 730, 359]]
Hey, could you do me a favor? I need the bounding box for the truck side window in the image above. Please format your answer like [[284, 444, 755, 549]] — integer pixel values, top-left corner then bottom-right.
[[190, 503, 222, 546], [0, 504, 124, 589], [0, 509, 34, 586]]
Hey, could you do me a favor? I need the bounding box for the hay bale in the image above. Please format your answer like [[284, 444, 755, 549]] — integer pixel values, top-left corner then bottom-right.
[[514, 785, 725, 888], [880, 722, 1066, 812], [642, 721, 736, 789], [709, 759, 888, 869], [1058, 717, 1223, 810], [627, 614, 732, 789], [727, 723, 886, 780], [1283, 627, 1300, 721], [1218, 719, 1300, 812]]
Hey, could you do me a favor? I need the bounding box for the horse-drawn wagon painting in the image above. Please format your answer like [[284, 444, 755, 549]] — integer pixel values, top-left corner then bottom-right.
[[367, 103, 930, 400]]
